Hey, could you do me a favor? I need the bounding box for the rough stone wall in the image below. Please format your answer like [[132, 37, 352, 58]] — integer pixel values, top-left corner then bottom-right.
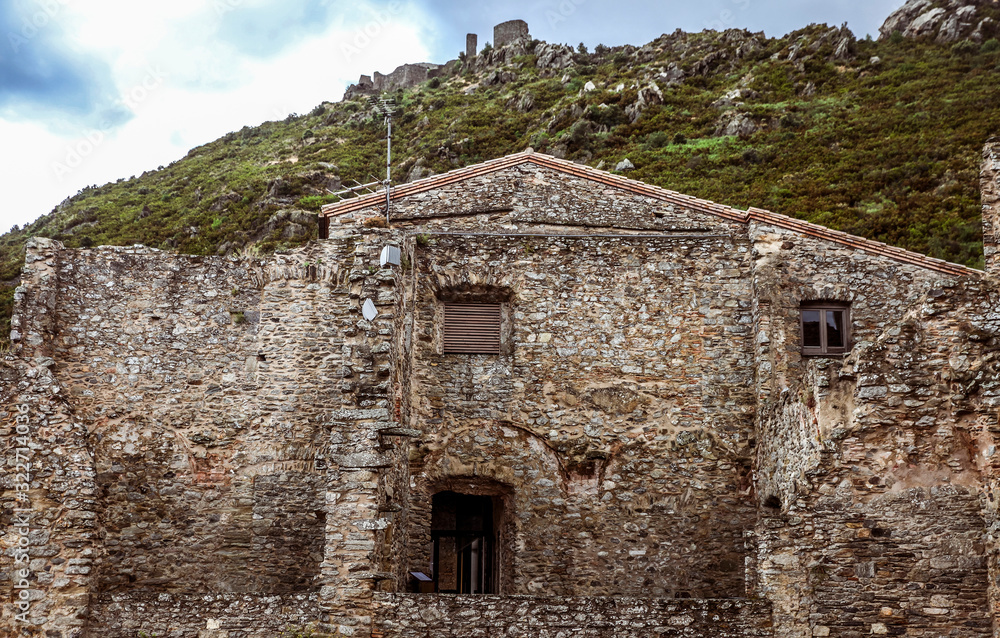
[[493, 20, 529, 48], [748, 218, 996, 638], [362, 164, 738, 233], [35, 244, 333, 595], [85, 592, 321, 637], [317, 228, 411, 637], [1, 238, 99, 637], [466, 33, 477, 59], [402, 231, 757, 597], [748, 219, 962, 511], [373, 593, 773, 638], [982, 137, 1000, 277], [344, 63, 440, 99], [2, 235, 412, 637], [6, 147, 1000, 638]]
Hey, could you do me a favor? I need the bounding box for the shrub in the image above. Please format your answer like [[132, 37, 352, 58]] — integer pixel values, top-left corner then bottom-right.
[[646, 131, 670, 149], [951, 40, 979, 57]]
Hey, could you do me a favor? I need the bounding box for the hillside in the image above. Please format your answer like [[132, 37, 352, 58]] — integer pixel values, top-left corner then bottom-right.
[[3, 1, 1000, 345]]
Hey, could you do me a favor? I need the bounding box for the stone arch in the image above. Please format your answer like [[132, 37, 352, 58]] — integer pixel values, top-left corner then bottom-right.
[[405, 423, 566, 594]]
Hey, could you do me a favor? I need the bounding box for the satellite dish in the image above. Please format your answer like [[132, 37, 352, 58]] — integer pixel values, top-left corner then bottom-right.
[[362, 298, 378, 321], [380, 245, 401, 267]]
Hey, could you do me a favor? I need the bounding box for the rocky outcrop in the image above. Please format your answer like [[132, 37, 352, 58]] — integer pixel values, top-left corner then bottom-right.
[[879, 0, 997, 43], [714, 111, 760, 138], [535, 42, 575, 70], [625, 83, 664, 123]]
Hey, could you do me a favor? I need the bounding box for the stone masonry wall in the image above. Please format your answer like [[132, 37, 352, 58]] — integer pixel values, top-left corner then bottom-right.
[[493, 20, 529, 48], [37, 244, 332, 595], [3, 235, 412, 638], [86, 592, 322, 637], [374, 164, 738, 232], [748, 219, 995, 638], [982, 137, 1000, 277], [1, 238, 99, 638], [402, 231, 757, 597], [373, 593, 773, 638]]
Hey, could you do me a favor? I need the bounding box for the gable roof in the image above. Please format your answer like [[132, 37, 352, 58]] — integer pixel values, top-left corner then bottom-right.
[[320, 150, 979, 278]]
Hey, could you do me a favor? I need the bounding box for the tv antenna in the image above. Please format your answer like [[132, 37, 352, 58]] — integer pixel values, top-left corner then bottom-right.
[[368, 96, 396, 223]]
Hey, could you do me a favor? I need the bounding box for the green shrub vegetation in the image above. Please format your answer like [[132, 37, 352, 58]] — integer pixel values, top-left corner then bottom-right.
[[2, 25, 999, 346]]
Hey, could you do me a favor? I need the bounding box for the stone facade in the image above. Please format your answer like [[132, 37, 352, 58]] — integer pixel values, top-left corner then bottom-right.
[[2, 147, 998, 638]]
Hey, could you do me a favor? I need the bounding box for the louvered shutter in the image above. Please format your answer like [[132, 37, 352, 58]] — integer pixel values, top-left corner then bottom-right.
[[444, 303, 501, 354]]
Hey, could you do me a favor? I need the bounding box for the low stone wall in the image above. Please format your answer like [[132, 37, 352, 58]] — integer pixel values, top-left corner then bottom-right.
[[373, 594, 773, 638], [85, 592, 323, 637]]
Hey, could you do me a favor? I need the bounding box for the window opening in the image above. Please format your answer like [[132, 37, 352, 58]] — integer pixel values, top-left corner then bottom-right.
[[443, 303, 501, 354], [801, 303, 849, 355], [431, 491, 497, 594]]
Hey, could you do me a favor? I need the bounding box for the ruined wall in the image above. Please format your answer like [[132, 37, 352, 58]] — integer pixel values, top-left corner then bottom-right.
[[2, 234, 412, 638], [493, 20, 529, 48], [982, 137, 1000, 277], [1, 238, 99, 637], [748, 220, 962, 509], [402, 231, 757, 597], [748, 221, 995, 637], [38, 244, 332, 595], [373, 593, 773, 638]]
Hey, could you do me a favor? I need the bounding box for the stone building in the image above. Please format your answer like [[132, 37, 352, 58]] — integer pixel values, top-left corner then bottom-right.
[[2, 143, 1000, 638]]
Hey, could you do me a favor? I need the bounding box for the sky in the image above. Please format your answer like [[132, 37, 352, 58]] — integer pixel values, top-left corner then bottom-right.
[[0, 0, 907, 233]]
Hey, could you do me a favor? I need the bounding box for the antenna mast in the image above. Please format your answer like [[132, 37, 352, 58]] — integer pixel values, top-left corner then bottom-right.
[[368, 96, 396, 223]]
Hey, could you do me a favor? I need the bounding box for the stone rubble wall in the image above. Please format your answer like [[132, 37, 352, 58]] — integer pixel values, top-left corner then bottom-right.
[[373, 593, 773, 638], [402, 232, 757, 597], [982, 137, 1000, 277], [1, 238, 99, 638], [366, 164, 740, 232], [748, 217, 996, 638], [5, 144, 1000, 638], [493, 20, 530, 48], [85, 592, 321, 637], [747, 219, 965, 514], [2, 235, 412, 637], [319, 228, 411, 637]]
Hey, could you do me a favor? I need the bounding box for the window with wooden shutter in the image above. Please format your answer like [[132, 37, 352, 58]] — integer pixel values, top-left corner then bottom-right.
[[444, 303, 501, 354]]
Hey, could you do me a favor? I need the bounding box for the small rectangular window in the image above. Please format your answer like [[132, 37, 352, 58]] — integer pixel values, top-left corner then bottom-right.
[[801, 304, 850, 356], [444, 303, 501, 354]]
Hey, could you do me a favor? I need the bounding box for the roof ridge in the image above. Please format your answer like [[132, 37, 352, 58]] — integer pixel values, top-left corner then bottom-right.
[[319, 151, 979, 278]]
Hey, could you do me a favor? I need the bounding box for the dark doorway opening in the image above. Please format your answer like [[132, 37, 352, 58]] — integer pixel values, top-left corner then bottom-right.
[[431, 491, 497, 594]]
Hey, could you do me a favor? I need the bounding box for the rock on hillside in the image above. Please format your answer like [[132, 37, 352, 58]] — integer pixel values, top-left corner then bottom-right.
[[879, 0, 998, 42]]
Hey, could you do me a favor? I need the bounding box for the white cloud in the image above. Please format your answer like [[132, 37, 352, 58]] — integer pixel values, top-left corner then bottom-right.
[[1, 0, 430, 232]]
